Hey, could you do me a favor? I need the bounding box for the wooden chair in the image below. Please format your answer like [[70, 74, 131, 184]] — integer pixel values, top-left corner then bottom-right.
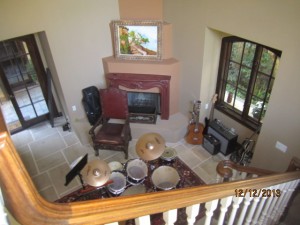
[[89, 87, 131, 159]]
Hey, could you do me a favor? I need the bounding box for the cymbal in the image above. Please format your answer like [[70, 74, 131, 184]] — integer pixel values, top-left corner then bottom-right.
[[81, 159, 111, 187], [136, 133, 166, 161]]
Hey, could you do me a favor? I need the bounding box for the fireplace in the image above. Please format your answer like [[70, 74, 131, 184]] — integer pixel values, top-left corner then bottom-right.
[[127, 92, 160, 124], [106, 73, 171, 120]]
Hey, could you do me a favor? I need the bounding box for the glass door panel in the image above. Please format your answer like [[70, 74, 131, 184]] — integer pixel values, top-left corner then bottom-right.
[[0, 35, 49, 133]]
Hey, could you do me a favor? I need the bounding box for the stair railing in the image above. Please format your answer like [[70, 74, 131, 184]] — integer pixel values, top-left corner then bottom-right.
[[1, 130, 300, 225]]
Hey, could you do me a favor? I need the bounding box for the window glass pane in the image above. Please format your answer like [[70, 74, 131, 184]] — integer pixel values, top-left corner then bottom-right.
[[250, 96, 267, 121], [34, 101, 49, 116], [230, 42, 244, 63], [29, 86, 44, 103], [259, 48, 275, 75], [242, 42, 256, 67], [228, 62, 239, 85], [225, 83, 235, 105], [253, 72, 269, 100], [20, 105, 36, 120], [249, 96, 260, 119], [233, 88, 246, 112], [238, 66, 251, 91], [14, 88, 31, 107]]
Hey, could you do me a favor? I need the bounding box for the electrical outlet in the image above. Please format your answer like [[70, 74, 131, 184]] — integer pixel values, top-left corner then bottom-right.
[[72, 105, 77, 111], [205, 103, 209, 109], [275, 141, 287, 153]]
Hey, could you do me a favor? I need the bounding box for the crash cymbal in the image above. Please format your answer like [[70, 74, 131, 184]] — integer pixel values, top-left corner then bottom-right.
[[81, 159, 111, 187], [136, 133, 166, 161]]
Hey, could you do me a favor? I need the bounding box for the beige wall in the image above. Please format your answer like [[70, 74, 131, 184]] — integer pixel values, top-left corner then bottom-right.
[[1, 0, 299, 172], [0, 0, 119, 144], [163, 0, 300, 171]]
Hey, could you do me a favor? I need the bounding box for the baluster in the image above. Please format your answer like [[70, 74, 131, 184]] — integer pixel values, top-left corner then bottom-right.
[[240, 171, 247, 180], [216, 173, 224, 183], [258, 186, 273, 225], [227, 196, 243, 225], [135, 215, 151, 225], [163, 208, 177, 225], [204, 199, 219, 225], [186, 204, 200, 225], [276, 179, 299, 222], [217, 196, 233, 225], [265, 185, 280, 224], [244, 192, 262, 225], [236, 192, 253, 225], [252, 194, 268, 225], [230, 169, 238, 181], [272, 182, 291, 222]]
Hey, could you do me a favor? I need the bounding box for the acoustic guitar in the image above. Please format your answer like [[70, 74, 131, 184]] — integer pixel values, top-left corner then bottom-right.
[[203, 94, 218, 135], [185, 100, 204, 145]]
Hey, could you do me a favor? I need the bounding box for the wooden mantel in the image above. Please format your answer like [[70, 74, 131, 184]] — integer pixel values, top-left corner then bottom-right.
[[106, 73, 171, 119]]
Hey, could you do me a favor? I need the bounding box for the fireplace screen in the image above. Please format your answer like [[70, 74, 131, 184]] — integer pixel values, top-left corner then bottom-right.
[[127, 92, 160, 124]]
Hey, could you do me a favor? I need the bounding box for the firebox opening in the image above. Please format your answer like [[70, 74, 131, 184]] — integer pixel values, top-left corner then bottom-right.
[[127, 92, 160, 124]]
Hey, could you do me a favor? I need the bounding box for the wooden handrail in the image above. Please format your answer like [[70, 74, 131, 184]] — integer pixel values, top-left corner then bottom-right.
[[287, 156, 300, 172], [216, 160, 277, 179], [1, 131, 300, 225]]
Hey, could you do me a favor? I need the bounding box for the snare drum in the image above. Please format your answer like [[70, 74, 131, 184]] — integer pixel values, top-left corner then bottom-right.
[[126, 159, 148, 185], [107, 171, 127, 195]]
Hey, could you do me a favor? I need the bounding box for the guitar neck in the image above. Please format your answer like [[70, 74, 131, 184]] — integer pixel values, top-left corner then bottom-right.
[[208, 94, 217, 121]]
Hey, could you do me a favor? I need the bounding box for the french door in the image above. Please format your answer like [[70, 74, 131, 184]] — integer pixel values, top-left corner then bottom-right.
[[0, 34, 54, 133]]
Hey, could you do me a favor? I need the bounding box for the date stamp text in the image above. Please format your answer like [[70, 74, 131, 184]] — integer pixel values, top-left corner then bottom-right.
[[235, 189, 281, 197]]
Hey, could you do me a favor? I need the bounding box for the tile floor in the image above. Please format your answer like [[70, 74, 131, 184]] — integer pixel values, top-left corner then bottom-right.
[[11, 117, 227, 202]]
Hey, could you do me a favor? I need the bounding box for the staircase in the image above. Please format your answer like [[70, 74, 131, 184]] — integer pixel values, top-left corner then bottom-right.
[[0, 110, 300, 225]]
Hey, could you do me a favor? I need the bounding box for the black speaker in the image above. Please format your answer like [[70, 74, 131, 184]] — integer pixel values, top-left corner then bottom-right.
[[207, 120, 238, 156], [203, 134, 220, 155]]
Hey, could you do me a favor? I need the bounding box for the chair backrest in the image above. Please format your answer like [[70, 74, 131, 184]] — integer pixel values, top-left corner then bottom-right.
[[100, 87, 129, 119]]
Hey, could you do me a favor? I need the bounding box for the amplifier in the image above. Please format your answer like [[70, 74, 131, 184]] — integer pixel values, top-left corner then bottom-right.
[[207, 119, 238, 156], [203, 134, 220, 155]]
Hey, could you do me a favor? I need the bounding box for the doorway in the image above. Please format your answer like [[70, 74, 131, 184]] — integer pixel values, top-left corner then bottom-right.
[[0, 34, 58, 134]]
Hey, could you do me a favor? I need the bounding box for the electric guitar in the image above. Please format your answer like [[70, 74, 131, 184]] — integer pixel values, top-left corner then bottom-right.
[[185, 100, 204, 145], [203, 94, 218, 135]]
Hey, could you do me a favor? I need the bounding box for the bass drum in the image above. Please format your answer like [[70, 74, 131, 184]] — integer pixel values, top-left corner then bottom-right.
[[107, 171, 127, 195], [126, 159, 148, 185]]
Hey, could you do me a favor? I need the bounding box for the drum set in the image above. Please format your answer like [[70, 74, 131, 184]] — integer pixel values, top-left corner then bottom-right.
[[78, 133, 181, 196]]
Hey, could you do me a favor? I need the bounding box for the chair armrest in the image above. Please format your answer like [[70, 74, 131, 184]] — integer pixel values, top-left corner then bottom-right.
[[89, 115, 103, 137]]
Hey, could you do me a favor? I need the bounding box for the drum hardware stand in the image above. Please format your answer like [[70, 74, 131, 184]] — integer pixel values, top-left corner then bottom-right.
[[65, 154, 88, 189], [230, 125, 261, 165]]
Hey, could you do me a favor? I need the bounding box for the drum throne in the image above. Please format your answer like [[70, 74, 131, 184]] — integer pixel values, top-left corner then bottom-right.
[[89, 87, 132, 159]]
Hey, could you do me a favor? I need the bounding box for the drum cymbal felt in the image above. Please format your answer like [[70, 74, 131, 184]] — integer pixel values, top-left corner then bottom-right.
[[136, 133, 165, 161], [81, 159, 111, 187]]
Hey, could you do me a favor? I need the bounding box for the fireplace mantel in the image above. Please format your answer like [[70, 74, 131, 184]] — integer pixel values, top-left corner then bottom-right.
[[106, 73, 171, 120]]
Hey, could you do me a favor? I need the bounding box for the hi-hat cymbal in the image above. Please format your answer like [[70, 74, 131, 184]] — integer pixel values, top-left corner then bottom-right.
[[81, 159, 111, 187], [136, 133, 166, 161]]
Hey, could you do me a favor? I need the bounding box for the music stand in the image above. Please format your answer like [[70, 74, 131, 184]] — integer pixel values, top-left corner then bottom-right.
[[65, 154, 88, 189]]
